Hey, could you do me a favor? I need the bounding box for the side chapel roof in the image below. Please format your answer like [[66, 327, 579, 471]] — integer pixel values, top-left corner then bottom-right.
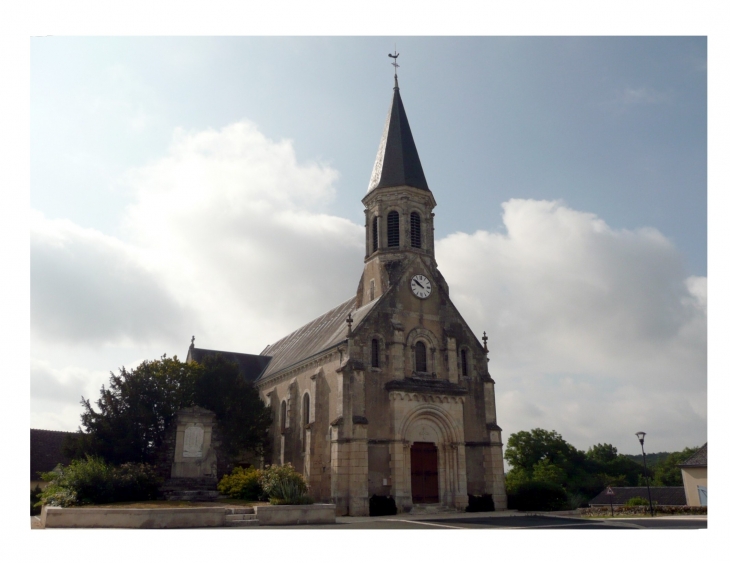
[[257, 296, 381, 382], [367, 82, 429, 193]]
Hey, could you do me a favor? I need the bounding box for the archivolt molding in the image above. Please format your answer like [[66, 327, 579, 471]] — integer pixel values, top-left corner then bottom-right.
[[396, 402, 463, 444], [389, 391, 464, 404], [405, 327, 438, 350]]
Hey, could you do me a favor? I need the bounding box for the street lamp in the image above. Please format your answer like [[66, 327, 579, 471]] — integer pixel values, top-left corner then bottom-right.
[[635, 431, 655, 517]]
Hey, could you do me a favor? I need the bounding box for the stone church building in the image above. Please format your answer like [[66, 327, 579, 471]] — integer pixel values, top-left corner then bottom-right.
[[189, 75, 507, 516]]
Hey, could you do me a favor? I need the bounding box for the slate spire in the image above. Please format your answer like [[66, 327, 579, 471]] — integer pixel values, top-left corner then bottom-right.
[[367, 79, 429, 192]]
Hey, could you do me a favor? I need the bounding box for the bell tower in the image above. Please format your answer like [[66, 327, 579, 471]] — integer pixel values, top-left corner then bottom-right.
[[356, 66, 438, 308]]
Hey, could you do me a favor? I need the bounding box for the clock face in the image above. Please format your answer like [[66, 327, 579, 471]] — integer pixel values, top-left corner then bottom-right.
[[410, 274, 432, 299]]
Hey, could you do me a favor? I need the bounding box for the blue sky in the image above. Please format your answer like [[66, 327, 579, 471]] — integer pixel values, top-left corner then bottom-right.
[[25, 36, 709, 461]]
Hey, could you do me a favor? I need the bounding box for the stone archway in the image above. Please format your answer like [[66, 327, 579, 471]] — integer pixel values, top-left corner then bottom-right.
[[389, 394, 469, 511]]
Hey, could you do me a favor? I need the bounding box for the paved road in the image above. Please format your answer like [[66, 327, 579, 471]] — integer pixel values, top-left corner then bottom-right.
[[256, 513, 707, 530], [32, 512, 707, 530]]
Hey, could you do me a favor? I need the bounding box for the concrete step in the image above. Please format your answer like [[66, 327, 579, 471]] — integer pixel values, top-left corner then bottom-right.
[[225, 513, 258, 522], [225, 507, 255, 515]]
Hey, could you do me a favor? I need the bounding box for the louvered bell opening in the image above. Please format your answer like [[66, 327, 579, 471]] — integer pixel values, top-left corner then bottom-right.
[[410, 212, 421, 248], [371, 338, 380, 368], [372, 216, 379, 253], [387, 211, 400, 247]]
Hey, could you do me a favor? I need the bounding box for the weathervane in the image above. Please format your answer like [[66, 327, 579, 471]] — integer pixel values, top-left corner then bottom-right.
[[388, 47, 399, 88]]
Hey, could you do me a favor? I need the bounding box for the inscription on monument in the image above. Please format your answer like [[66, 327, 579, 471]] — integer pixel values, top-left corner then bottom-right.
[[183, 425, 204, 458]]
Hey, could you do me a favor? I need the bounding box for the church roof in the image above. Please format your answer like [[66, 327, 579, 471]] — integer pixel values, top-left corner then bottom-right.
[[186, 346, 271, 383], [257, 295, 381, 382], [367, 83, 429, 192], [31, 429, 74, 481]]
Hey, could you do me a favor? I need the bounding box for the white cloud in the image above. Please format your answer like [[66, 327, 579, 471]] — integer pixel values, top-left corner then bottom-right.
[[31, 124, 706, 456], [437, 199, 706, 453]]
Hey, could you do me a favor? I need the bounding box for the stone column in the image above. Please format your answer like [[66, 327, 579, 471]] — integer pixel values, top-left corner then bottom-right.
[[455, 443, 469, 510], [391, 328, 405, 379]]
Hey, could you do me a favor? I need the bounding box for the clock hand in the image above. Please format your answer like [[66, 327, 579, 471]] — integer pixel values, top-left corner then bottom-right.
[[414, 279, 424, 288]]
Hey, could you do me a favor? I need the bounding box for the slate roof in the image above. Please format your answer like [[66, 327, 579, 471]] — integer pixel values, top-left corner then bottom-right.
[[589, 487, 686, 506], [367, 83, 429, 192], [678, 443, 707, 467], [30, 429, 74, 481], [258, 296, 381, 382], [186, 346, 271, 383]]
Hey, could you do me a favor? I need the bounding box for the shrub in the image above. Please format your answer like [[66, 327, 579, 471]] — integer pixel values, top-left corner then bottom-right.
[[369, 494, 398, 516], [466, 494, 495, 513], [31, 486, 43, 516], [38, 456, 162, 507], [508, 480, 568, 511], [259, 464, 312, 505], [625, 496, 650, 506], [218, 467, 265, 501]]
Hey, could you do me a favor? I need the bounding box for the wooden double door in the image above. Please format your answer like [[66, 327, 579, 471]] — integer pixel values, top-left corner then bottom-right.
[[410, 442, 439, 503]]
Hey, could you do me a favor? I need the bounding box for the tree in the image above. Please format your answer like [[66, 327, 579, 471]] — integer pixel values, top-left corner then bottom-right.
[[586, 443, 618, 464], [65, 354, 271, 468], [504, 428, 579, 473], [651, 447, 699, 486]]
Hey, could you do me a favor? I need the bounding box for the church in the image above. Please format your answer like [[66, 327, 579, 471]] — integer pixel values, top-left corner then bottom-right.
[[188, 69, 508, 516]]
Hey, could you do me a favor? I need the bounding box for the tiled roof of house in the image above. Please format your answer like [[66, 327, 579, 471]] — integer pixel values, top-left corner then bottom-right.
[[30, 429, 74, 481], [258, 296, 380, 382], [186, 346, 271, 383], [678, 443, 707, 467], [589, 486, 686, 506]]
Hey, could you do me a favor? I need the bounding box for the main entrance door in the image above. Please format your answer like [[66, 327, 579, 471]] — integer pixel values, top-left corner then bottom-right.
[[410, 442, 439, 503]]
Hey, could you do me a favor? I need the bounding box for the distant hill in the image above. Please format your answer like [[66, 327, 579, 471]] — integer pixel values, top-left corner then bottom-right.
[[623, 452, 673, 467]]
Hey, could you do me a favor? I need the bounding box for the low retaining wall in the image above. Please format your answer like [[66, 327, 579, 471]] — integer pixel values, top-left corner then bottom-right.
[[255, 504, 336, 526], [41, 506, 226, 528]]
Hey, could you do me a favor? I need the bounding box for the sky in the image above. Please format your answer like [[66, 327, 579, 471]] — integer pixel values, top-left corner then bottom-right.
[[26, 36, 709, 458]]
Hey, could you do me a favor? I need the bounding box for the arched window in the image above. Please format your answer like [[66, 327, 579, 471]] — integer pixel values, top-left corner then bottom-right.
[[302, 394, 310, 426], [372, 216, 379, 253], [461, 349, 468, 377], [387, 211, 400, 247], [415, 341, 427, 372], [280, 400, 287, 432], [371, 338, 380, 368], [410, 212, 421, 248]]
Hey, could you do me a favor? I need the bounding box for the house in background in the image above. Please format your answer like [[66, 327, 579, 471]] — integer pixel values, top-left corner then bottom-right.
[[30, 429, 74, 489], [588, 486, 686, 507], [679, 442, 707, 506]]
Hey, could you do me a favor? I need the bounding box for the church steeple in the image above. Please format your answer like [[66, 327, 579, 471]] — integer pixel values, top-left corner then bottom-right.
[[357, 63, 438, 308], [367, 80, 429, 193]]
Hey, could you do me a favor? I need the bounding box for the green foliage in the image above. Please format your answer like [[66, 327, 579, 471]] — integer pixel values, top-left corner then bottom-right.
[[508, 481, 568, 511], [31, 486, 43, 515], [532, 458, 567, 486], [505, 429, 579, 472], [651, 447, 699, 486], [259, 464, 312, 505], [217, 466, 265, 500], [504, 466, 531, 494], [586, 443, 618, 464], [625, 496, 650, 506], [68, 354, 271, 467], [38, 456, 161, 507]]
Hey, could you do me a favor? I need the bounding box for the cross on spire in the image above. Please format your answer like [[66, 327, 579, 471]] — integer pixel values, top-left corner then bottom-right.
[[388, 49, 399, 88], [190, 335, 195, 349]]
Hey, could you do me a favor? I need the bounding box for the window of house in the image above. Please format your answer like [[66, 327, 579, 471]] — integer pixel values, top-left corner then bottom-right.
[[415, 341, 427, 372], [410, 212, 421, 248], [387, 211, 400, 247], [372, 338, 380, 368], [372, 216, 379, 252]]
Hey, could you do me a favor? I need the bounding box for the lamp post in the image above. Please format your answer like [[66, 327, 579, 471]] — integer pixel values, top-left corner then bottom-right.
[[635, 431, 655, 517]]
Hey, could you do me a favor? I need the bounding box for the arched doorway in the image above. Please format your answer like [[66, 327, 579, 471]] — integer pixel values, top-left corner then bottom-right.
[[410, 442, 439, 503]]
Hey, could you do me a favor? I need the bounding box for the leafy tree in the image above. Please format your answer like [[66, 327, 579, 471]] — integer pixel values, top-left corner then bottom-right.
[[504, 429, 578, 472], [651, 447, 699, 486], [65, 354, 271, 468], [586, 443, 618, 464], [532, 458, 567, 487]]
